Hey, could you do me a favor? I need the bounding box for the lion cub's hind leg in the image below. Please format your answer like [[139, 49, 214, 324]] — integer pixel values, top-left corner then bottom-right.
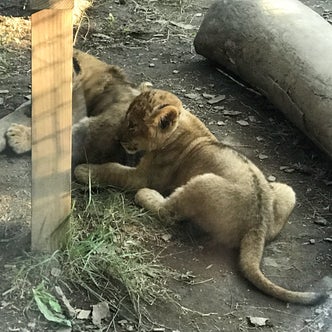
[[6, 123, 31, 154], [135, 188, 178, 222], [267, 182, 296, 242]]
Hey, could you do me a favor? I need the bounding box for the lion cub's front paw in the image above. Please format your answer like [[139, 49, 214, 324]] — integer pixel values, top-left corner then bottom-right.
[[6, 123, 31, 154], [74, 164, 93, 184]]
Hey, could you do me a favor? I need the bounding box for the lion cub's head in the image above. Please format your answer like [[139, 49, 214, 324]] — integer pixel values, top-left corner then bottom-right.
[[119, 89, 183, 153]]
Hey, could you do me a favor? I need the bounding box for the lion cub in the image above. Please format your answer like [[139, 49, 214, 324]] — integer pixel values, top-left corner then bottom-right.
[[75, 89, 327, 305], [4, 49, 149, 166]]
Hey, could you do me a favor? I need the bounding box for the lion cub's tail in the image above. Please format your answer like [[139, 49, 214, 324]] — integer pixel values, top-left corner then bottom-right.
[[239, 227, 328, 305]]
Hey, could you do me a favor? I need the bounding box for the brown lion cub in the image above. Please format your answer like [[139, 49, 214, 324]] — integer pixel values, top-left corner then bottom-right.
[[75, 89, 327, 305]]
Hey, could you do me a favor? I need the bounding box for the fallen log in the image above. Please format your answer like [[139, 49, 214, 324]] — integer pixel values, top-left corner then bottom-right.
[[194, 0, 332, 159]]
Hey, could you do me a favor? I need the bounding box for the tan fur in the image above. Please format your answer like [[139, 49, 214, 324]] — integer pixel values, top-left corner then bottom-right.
[[5, 49, 149, 166], [75, 89, 327, 305]]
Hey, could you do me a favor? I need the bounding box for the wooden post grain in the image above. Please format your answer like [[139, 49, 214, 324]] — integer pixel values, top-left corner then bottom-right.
[[31, 1, 73, 251]]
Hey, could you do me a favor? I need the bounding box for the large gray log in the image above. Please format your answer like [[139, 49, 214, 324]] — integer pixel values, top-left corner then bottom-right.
[[194, 0, 332, 159]]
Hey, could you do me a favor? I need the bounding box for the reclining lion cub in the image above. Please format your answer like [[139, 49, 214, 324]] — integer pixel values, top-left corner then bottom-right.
[[75, 89, 327, 305], [3, 49, 148, 166]]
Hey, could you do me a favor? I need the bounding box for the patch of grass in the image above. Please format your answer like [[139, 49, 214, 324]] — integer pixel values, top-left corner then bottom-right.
[[66, 187, 175, 308], [9, 187, 176, 328]]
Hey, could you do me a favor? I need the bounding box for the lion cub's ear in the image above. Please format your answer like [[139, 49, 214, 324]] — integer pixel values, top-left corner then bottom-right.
[[154, 105, 180, 130]]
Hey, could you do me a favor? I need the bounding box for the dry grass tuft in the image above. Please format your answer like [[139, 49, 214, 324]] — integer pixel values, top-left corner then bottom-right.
[[0, 16, 30, 48], [0, 0, 93, 48]]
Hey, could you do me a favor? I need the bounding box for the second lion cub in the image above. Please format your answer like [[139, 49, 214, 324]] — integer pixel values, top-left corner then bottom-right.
[[75, 89, 327, 305]]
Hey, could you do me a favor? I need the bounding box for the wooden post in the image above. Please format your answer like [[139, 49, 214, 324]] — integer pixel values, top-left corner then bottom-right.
[[30, 0, 73, 251]]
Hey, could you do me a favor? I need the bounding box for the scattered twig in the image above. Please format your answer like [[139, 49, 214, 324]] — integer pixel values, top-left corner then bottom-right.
[[216, 67, 262, 96]]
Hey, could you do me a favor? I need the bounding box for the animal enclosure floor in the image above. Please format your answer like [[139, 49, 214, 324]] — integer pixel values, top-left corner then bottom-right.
[[0, 0, 331, 331]]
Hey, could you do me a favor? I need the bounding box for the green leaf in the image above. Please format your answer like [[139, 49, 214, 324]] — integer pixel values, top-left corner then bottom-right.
[[32, 288, 72, 327]]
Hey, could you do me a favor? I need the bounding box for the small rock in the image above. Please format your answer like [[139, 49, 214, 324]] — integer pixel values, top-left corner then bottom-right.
[[172, 70, 179, 74], [247, 316, 272, 327], [153, 328, 166, 332], [207, 95, 226, 104], [314, 308, 323, 315], [256, 136, 264, 142], [51, 267, 61, 277], [76, 309, 91, 320], [236, 120, 249, 126], [217, 121, 225, 126], [309, 239, 316, 245], [0, 90, 9, 94], [213, 106, 224, 110], [267, 175, 276, 182], [206, 264, 213, 269], [92, 302, 110, 326], [0, 97, 4, 105], [161, 233, 172, 242], [258, 154, 268, 160], [149, 63, 155, 67], [314, 217, 328, 226], [248, 115, 256, 122], [323, 237, 332, 243]]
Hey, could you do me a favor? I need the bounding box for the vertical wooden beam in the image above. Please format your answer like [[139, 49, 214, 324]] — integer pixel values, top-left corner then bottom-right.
[[31, 3, 73, 251]]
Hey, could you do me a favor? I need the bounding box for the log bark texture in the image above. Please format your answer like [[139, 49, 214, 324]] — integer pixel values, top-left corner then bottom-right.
[[194, 0, 332, 159]]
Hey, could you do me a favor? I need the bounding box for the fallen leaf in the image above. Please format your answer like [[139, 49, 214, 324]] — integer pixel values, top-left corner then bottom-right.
[[202, 93, 215, 99], [207, 95, 226, 104], [223, 110, 241, 116], [184, 93, 201, 100], [32, 287, 71, 327]]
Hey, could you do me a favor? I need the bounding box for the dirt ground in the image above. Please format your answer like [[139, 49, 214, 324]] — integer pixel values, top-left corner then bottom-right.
[[0, 0, 332, 331]]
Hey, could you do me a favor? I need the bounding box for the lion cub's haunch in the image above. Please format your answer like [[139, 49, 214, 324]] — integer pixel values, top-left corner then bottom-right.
[[75, 89, 327, 305]]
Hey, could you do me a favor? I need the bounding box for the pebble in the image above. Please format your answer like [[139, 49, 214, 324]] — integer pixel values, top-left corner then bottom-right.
[[258, 153, 268, 160], [236, 120, 249, 126], [309, 239, 316, 245], [172, 70, 179, 74], [217, 121, 225, 126], [149, 63, 155, 67], [267, 175, 276, 182]]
